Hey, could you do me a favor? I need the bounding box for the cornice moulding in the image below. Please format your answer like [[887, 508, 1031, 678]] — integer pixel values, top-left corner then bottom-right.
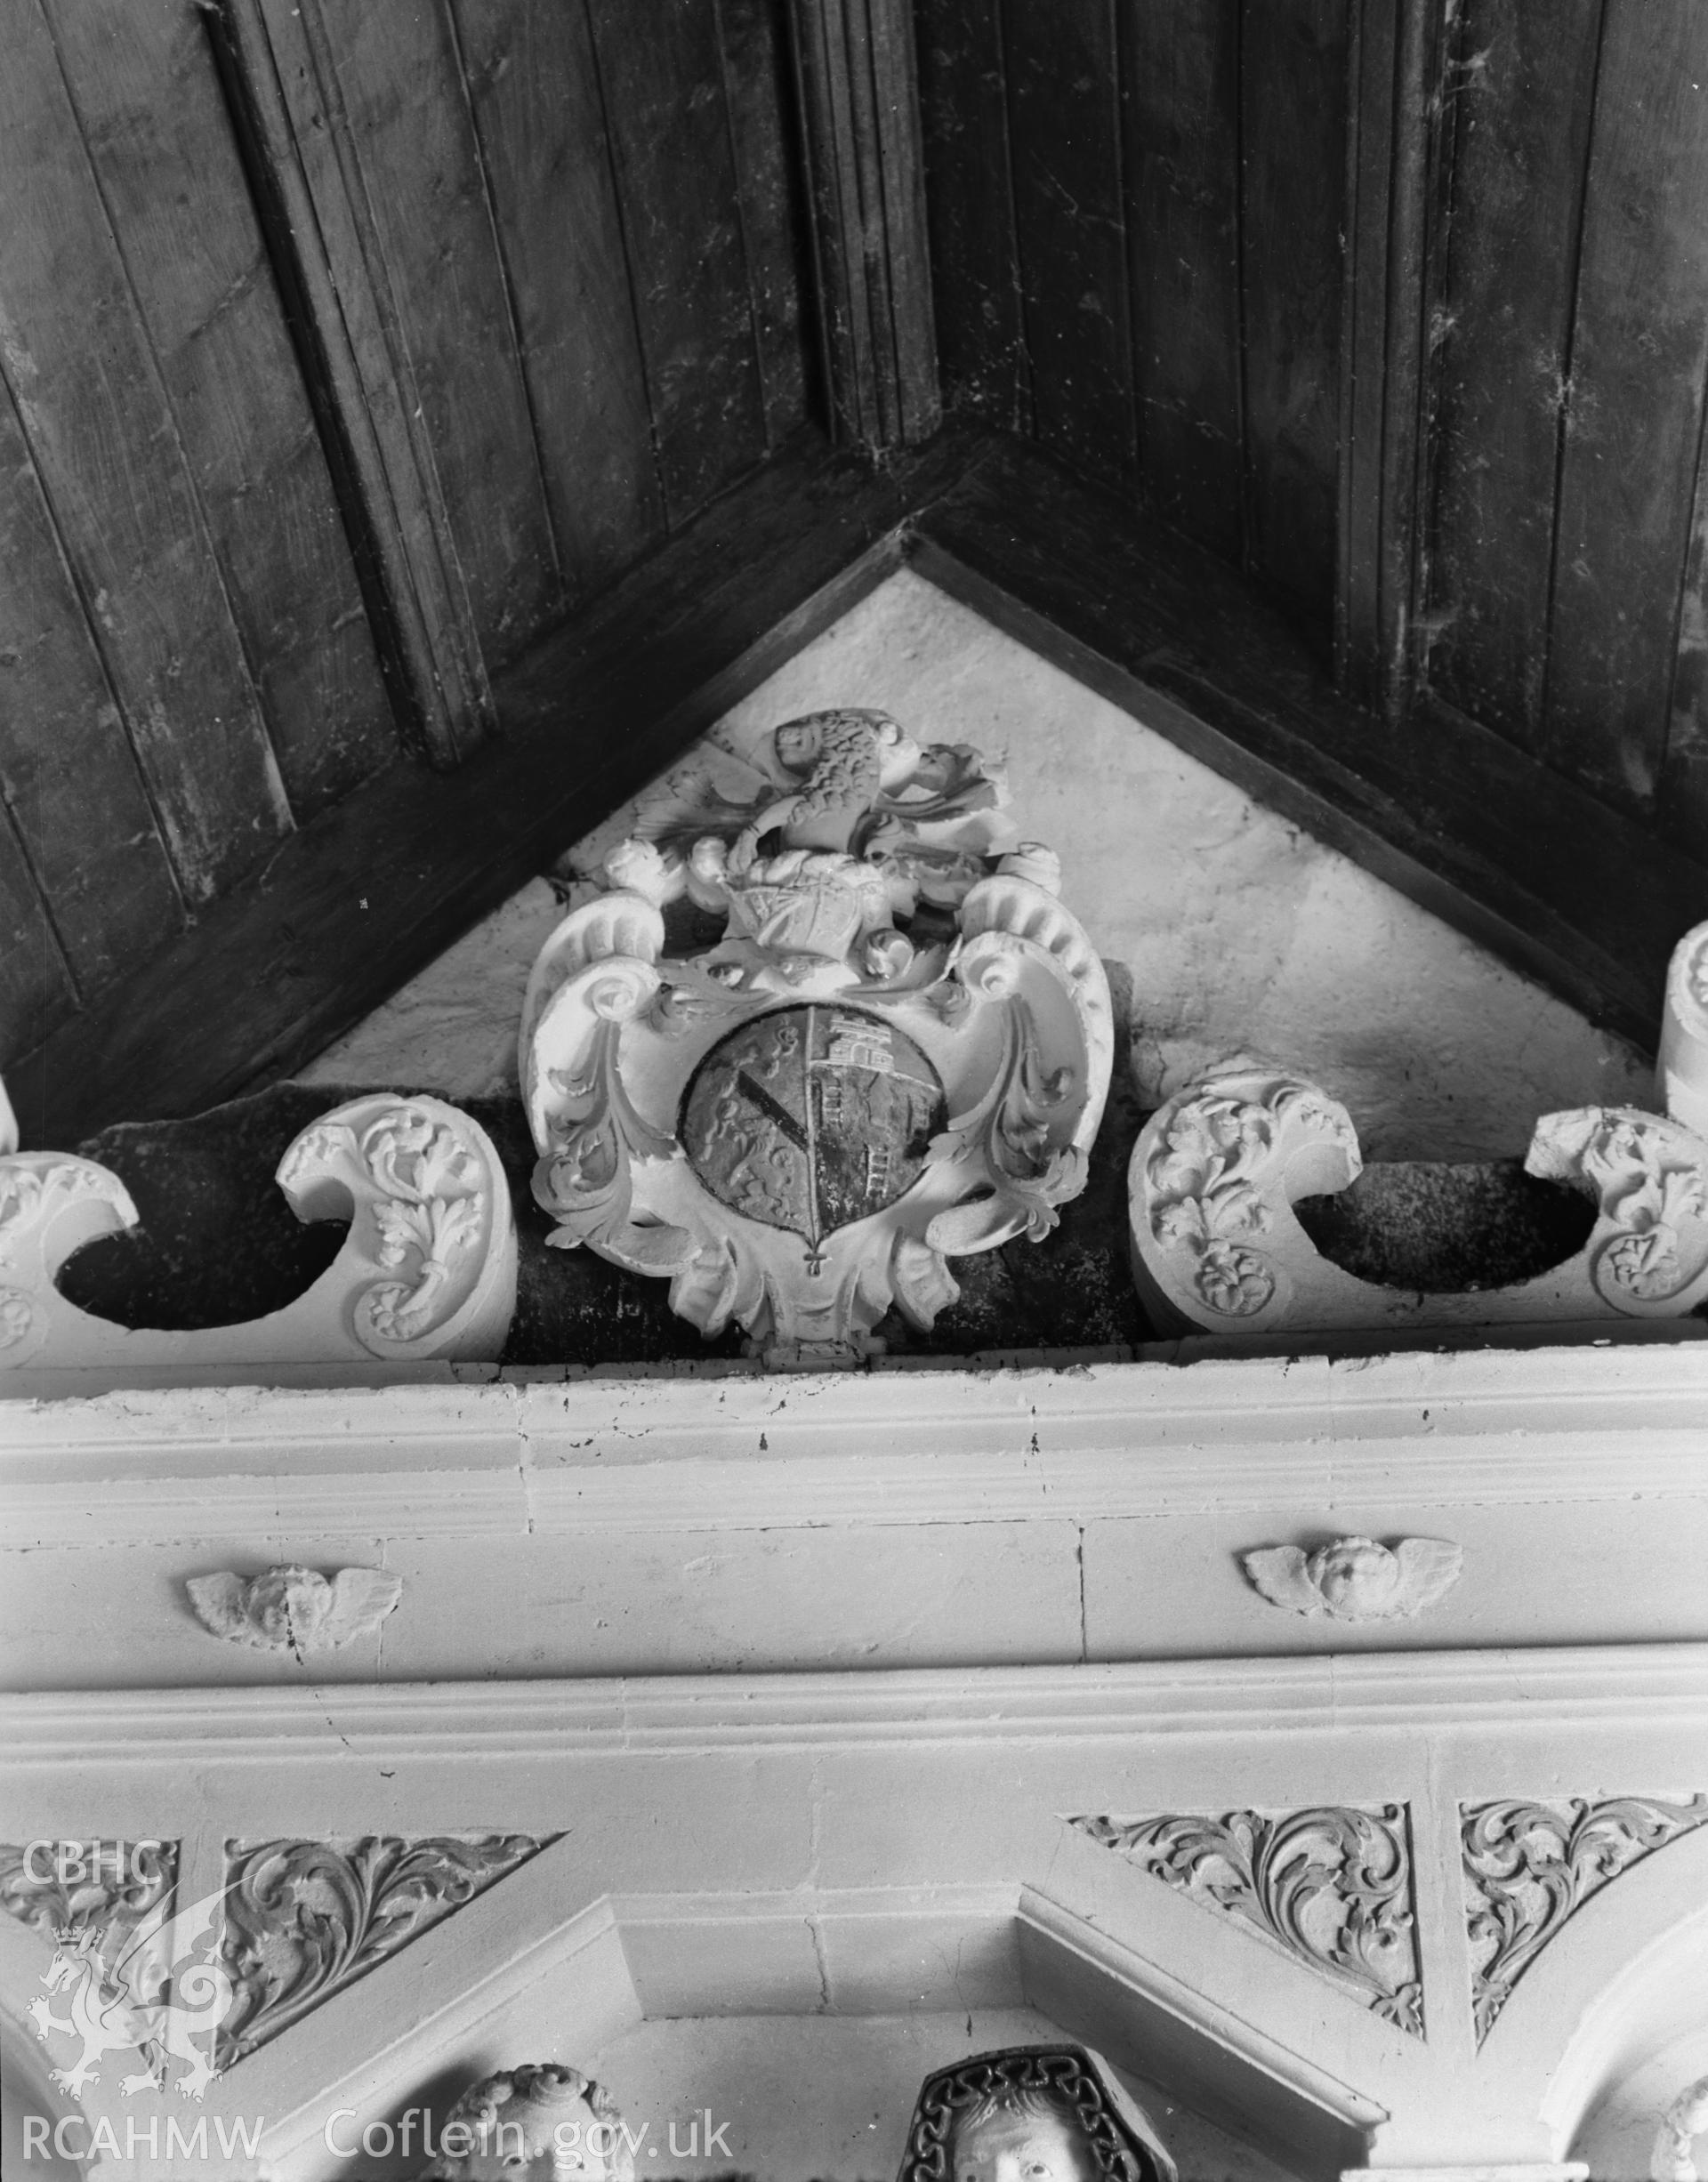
[[3, 1645, 1705, 1771], [4, 1346, 1707, 1549]]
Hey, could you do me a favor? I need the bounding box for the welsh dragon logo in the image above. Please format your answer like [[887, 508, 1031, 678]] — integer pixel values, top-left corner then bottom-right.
[[28, 1880, 234, 2102]]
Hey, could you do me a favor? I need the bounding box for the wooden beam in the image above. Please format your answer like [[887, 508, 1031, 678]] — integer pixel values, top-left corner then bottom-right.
[[786, 0, 940, 448], [205, 0, 495, 766], [10, 428, 979, 1149], [1336, 0, 1446, 713]]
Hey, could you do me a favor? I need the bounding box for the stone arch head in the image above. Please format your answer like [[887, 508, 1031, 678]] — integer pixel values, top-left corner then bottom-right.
[[896, 2045, 1177, 2182]]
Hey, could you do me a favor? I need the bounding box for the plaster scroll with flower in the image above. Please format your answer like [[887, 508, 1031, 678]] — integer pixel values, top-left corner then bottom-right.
[[0, 1092, 515, 1378], [521, 709, 1111, 1365], [1129, 1067, 1708, 1337]]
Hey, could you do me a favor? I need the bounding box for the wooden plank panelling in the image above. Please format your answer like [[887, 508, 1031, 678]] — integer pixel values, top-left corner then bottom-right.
[[449, 0, 665, 604], [209, 0, 495, 762], [1543, 0, 1708, 817], [1670, 405, 1708, 850], [12, 427, 978, 1147], [43, 0, 396, 819], [1003, 0, 1135, 487], [717, 0, 812, 444], [0, 809, 70, 1062], [20, 424, 1706, 1142], [908, 432, 1708, 1047], [0, 0, 289, 901], [913, 0, 1028, 430], [0, 378, 183, 1014], [588, 0, 769, 520], [301, 0, 560, 668], [1423, 0, 1604, 750], [789, 0, 939, 447], [1120, 0, 1242, 561], [1238, 0, 1350, 636]]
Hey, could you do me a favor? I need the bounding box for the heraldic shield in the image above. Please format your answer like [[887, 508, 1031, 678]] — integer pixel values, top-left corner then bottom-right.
[[520, 709, 1112, 1365]]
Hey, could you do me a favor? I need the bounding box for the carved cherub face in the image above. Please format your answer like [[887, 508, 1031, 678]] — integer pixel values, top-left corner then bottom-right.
[[1307, 1536, 1398, 1614], [431, 2068, 632, 2182], [775, 718, 824, 774], [952, 2098, 1100, 2182], [244, 1567, 320, 1645]]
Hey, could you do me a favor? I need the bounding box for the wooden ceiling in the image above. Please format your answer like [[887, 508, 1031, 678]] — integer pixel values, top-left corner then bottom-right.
[[3, 0, 1706, 1144]]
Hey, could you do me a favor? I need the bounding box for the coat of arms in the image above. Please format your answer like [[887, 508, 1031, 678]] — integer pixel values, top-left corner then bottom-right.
[[520, 709, 1111, 1364]]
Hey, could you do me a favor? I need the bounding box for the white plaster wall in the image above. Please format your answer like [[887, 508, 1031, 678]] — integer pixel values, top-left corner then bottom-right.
[[302, 571, 1651, 1161]]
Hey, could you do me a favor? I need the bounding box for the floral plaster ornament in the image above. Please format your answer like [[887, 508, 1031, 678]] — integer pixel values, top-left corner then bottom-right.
[[522, 710, 1111, 1365], [1242, 1536, 1463, 1622], [186, 1566, 402, 1653]]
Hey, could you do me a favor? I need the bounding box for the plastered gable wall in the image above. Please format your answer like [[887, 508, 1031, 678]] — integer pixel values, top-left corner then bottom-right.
[[302, 571, 1650, 1163]]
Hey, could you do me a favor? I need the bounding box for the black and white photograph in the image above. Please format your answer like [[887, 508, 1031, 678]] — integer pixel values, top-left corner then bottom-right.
[[2, 2, 1707, 2176]]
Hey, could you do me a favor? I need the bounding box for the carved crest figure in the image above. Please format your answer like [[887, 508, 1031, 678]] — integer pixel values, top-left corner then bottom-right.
[[1242, 1536, 1463, 1622], [421, 2062, 635, 2182], [897, 2045, 1175, 2182], [523, 710, 1111, 1364]]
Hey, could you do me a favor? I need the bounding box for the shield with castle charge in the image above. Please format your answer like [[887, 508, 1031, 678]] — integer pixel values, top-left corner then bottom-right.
[[680, 1006, 947, 1268]]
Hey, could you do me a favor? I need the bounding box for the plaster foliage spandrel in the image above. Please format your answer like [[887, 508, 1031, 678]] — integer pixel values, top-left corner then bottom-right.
[[0, 1086, 517, 1378], [216, 1833, 552, 2066], [1461, 1795, 1708, 2045], [522, 709, 1111, 1365], [1068, 1806, 1425, 2036], [1, 1840, 232, 2101]]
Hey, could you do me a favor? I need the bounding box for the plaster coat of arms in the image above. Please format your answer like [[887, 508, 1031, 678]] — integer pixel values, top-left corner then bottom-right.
[[520, 709, 1112, 1364]]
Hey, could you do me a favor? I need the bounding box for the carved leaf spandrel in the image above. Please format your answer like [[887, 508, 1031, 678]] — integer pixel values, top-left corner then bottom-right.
[[215, 1833, 552, 2066], [1461, 1795, 1708, 2042], [0, 1839, 177, 1951], [1069, 1806, 1424, 2036]]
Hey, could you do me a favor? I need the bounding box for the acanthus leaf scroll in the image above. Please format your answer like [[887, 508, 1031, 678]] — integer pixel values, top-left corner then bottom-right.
[[216, 1832, 552, 2066], [0, 1091, 516, 1377], [1068, 1806, 1424, 2036], [1461, 1794, 1708, 2043]]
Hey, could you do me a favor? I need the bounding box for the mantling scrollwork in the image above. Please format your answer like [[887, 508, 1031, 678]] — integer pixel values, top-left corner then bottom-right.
[[1069, 1806, 1424, 2036], [215, 1832, 552, 2065], [1461, 1795, 1708, 2043]]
